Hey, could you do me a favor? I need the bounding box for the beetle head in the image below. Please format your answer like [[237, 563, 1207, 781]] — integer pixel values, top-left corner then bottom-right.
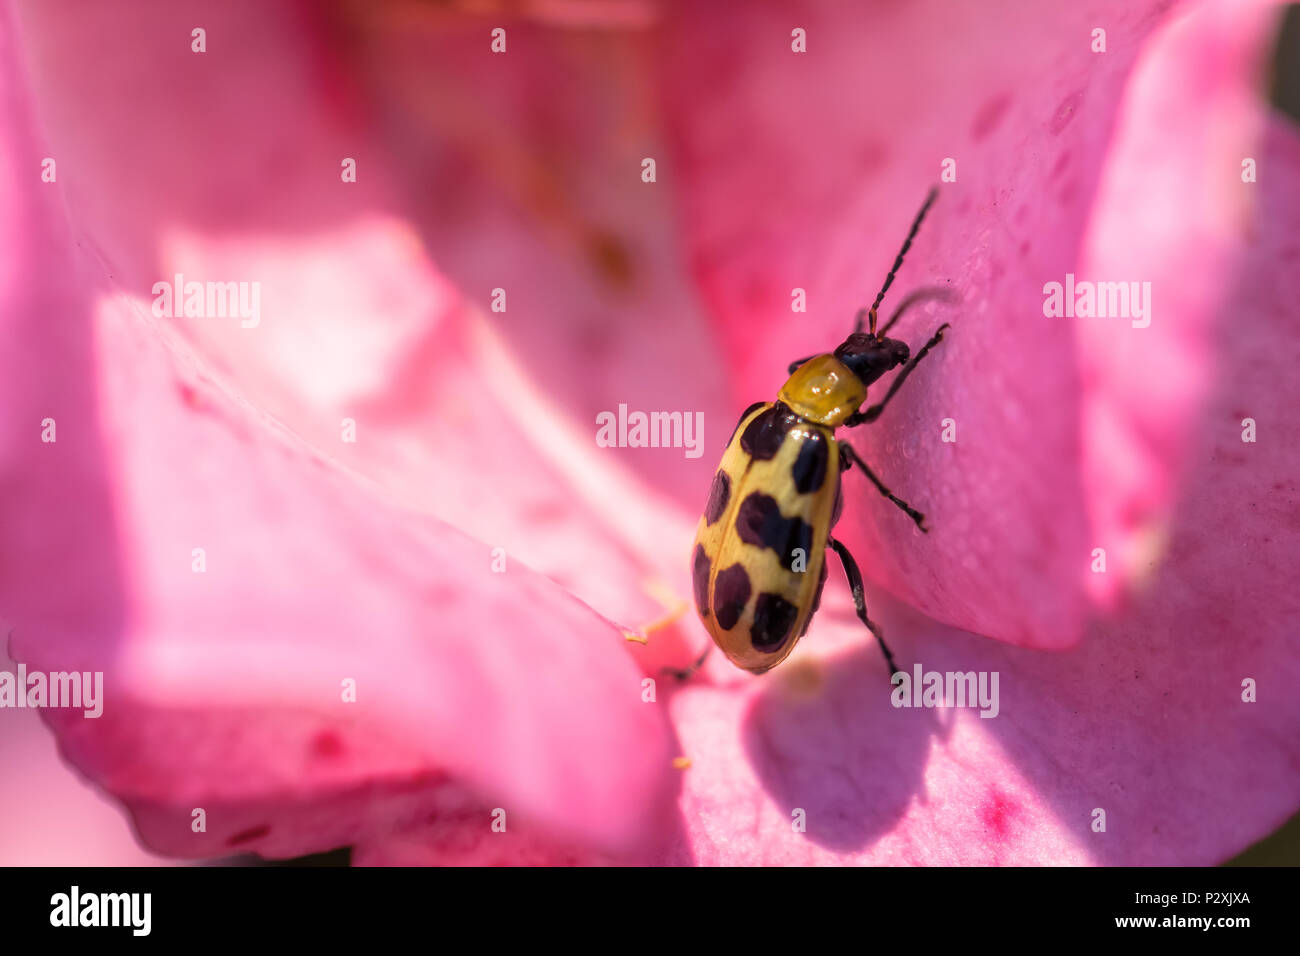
[[833, 332, 910, 387]]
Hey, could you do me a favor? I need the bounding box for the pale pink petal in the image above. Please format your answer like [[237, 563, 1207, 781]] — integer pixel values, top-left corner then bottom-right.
[[5, 0, 1295, 870], [0, 691, 174, 866], [13, 0, 728, 673], [1077, 0, 1284, 605], [0, 4, 676, 855]]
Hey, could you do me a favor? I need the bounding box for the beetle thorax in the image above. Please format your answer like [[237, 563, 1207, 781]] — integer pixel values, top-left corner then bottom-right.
[[777, 354, 867, 427]]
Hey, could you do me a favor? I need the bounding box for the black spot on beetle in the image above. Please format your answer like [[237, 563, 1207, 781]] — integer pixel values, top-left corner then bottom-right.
[[735, 492, 813, 569], [713, 563, 752, 630], [728, 401, 768, 447], [751, 592, 799, 650], [791, 432, 829, 493], [704, 470, 730, 524], [740, 402, 799, 460], [692, 544, 711, 615]]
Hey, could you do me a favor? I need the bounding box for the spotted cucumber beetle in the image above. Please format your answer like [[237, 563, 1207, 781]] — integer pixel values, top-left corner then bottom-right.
[[689, 189, 950, 676]]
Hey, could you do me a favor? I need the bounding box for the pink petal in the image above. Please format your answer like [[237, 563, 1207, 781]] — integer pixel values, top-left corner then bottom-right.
[[1076, 0, 1283, 605], [0, 691, 174, 866], [0, 5, 676, 856], [350, 779, 627, 866], [1, 282, 678, 857], [658, 0, 1196, 649], [650, 0, 1300, 863], [7, 0, 1294, 870], [13, 0, 729, 672], [667, 186, 1300, 859]]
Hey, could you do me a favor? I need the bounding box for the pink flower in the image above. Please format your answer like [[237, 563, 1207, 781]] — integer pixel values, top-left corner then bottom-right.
[[2, 0, 1296, 865]]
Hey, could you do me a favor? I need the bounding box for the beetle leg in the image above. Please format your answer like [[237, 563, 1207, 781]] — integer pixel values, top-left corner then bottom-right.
[[840, 442, 928, 532], [858, 322, 951, 423], [828, 536, 901, 677], [877, 286, 960, 336], [786, 355, 815, 375]]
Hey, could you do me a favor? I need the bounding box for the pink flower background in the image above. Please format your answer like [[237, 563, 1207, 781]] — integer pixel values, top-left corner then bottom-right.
[[1, 0, 1297, 865]]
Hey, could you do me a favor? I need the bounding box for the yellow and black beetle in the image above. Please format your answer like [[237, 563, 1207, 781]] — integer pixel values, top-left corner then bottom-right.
[[690, 189, 950, 675]]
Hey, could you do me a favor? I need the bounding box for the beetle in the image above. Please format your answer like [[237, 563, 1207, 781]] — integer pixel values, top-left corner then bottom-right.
[[689, 188, 951, 676]]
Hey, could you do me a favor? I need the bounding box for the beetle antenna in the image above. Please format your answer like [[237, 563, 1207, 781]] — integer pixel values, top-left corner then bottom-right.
[[858, 187, 939, 336]]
